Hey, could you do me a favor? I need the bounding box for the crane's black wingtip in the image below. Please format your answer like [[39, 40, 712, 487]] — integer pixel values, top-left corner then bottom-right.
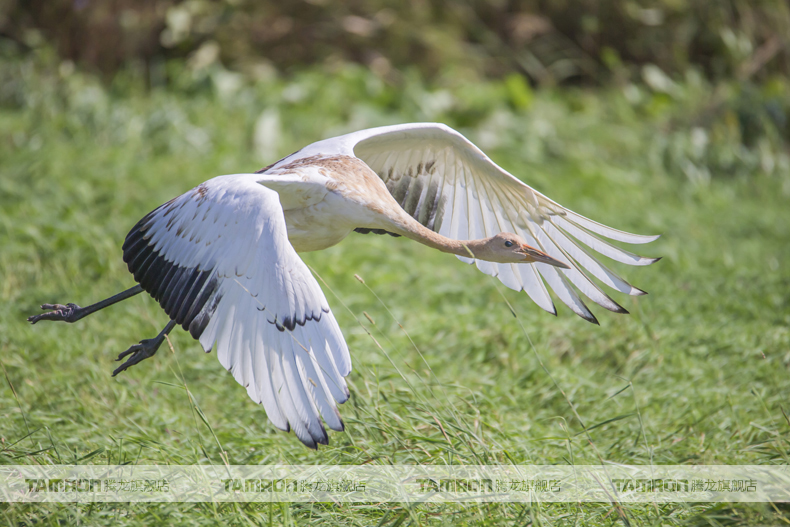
[[331, 414, 346, 433]]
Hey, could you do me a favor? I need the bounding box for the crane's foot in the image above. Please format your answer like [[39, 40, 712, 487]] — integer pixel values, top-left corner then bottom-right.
[[28, 303, 85, 324], [112, 335, 166, 376]]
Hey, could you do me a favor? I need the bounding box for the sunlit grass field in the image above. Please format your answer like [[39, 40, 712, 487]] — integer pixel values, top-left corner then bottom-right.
[[1, 60, 789, 525]]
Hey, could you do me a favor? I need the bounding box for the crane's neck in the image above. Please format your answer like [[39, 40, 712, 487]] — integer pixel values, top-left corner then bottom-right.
[[388, 214, 490, 260]]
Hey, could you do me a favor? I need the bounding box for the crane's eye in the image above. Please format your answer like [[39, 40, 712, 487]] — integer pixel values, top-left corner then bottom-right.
[[504, 241, 513, 247]]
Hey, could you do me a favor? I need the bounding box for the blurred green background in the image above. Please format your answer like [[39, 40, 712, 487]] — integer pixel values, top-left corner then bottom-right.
[[5, 0, 790, 84], [1, 1, 790, 525]]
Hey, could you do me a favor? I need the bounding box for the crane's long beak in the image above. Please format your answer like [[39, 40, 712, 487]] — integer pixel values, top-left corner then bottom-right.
[[520, 245, 571, 269]]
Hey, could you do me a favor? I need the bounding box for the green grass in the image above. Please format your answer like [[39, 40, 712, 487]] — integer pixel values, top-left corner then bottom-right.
[[1, 57, 789, 525]]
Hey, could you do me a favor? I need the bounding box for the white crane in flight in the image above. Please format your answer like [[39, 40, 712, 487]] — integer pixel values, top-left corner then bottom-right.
[[28, 123, 659, 448]]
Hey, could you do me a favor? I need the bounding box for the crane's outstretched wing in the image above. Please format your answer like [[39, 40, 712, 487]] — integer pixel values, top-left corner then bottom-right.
[[336, 123, 659, 323], [122, 175, 351, 448]]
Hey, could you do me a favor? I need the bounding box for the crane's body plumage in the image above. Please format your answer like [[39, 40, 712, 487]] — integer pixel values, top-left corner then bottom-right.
[[258, 155, 399, 252], [29, 122, 660, 448]]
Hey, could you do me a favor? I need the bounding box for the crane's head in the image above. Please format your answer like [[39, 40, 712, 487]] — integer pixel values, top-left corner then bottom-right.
[[479, 233, 571, 267]]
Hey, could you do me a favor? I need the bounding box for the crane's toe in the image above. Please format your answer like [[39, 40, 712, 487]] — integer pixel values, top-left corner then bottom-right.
[[28, 303, 84, 324], [112, 336, 165, 376]]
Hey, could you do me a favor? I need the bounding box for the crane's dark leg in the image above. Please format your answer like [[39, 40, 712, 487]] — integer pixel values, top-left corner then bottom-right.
[[113, 320, 177, 377], [27, 285, 144, 324]]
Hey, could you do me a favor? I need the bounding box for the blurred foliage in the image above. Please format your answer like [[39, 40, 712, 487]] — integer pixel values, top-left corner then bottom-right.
[[1, 39, 788, 186], [2, 0, 789, 87], [2, 0, 789, 157]]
